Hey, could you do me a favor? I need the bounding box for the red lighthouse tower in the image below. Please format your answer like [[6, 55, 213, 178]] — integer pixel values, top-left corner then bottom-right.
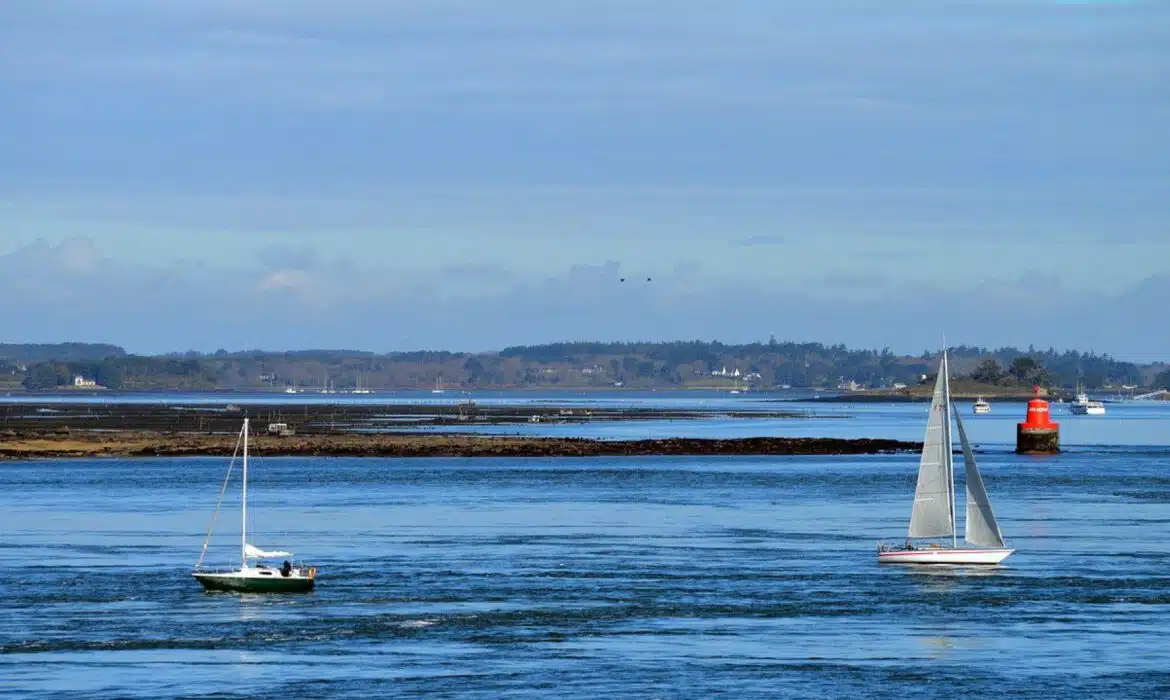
[[1017, 385, 1059, 454]]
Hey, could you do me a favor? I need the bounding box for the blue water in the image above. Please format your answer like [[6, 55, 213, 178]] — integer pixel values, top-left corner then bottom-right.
[[8, 389, 1164, 447], [2, 405, 1169, 698], [410, 400, 1170, 448]]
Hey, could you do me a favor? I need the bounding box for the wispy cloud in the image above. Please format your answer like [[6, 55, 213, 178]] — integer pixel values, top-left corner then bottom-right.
[[734, 235, 785, 248], [817, 271, 889, 290], [4, 0, 1166, 115], [2, 238, 1168, 359]]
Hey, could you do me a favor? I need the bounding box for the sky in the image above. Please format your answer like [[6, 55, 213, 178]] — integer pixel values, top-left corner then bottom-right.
[[1, 1, 1167, 359]]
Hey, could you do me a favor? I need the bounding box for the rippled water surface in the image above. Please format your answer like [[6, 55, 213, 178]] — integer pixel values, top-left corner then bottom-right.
[[3, 406, 1170, 698]]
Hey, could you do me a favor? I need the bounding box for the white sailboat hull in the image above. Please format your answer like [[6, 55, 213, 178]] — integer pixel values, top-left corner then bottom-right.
[[878, 547, 1014, 565]]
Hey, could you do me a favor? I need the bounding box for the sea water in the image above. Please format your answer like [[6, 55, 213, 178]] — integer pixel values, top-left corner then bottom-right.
[[1, 406, 1168, 698]]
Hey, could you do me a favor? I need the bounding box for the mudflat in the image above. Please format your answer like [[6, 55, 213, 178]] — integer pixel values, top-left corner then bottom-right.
[[0, 430, 919, 460]]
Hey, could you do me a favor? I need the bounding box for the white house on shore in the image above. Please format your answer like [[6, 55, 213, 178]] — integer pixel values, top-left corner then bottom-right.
[[73, 375, 99, 388]]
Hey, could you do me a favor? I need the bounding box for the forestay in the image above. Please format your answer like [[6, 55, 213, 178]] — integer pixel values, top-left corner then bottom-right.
[[908, 362, 955, 539], [953, 409, 1006, 548], [244, 543, 293, 559]]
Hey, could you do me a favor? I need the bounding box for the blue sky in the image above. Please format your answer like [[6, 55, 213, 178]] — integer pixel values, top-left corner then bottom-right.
[[1, 1, 1167, 358]]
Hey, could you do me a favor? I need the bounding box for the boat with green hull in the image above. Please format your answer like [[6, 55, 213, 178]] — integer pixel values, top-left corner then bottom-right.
[[193, 566, 315, 593], [192, 418, 317, 593]]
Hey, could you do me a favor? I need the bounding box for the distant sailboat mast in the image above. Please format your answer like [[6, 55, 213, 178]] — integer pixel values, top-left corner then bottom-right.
[[241, 417, 248, 570]]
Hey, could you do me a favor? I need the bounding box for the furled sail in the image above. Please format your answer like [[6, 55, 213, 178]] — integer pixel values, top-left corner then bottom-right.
[[908, 359, 955, 539], [953, 409, 1006, 548], [244, 543, 293, 559]]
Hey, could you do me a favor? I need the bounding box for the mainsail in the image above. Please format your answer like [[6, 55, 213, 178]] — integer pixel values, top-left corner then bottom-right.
[[907, 358, 955, 539], [244, 543, 293, 559], [954, 409, 1006, 548]]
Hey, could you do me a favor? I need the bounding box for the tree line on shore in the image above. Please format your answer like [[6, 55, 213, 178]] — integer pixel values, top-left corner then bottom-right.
[[2, 341, 1166, 392]]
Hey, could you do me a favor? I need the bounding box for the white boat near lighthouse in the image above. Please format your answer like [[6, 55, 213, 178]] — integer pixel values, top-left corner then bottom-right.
[[1068, 386, 1105, 416], [878, 350, 1014, 565]]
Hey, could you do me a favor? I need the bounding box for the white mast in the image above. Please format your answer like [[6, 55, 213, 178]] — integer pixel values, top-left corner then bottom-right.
[[942, 348, 956, 548], [241, 417, 248, 569]]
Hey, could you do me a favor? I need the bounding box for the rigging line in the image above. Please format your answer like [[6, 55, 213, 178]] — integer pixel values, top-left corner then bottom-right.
[[195, 425, 244, 569]]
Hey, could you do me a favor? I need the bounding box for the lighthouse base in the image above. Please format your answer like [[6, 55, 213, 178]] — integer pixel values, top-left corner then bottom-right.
[[1017, 426, 1059, 454]]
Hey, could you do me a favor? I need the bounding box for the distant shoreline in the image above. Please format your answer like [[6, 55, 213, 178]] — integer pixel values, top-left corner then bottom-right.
[[0, 384, 1093, 401], [0, 432, 921, 460], [2, 386, 828, 397]]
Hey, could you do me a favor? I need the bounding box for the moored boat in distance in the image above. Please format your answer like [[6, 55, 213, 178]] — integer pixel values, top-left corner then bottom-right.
[[878, 349, 1014, 566], [973, 397, 991, 414], [192, 417, 317, 593], [1068, 386, 1105, 415]]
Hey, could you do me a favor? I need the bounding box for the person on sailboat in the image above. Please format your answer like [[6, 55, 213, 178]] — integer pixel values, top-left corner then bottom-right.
[[281, 560, 292, 577]]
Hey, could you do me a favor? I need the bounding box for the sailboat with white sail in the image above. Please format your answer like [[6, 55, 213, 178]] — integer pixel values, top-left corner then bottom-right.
[[192, 418, 317, 592], [878, 350, 1014, 565], [351, 371, 372, 394]]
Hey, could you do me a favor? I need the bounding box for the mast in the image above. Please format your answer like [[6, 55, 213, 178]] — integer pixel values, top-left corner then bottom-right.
[[241, 417, 248, 569], [942, 348, 956, 548]]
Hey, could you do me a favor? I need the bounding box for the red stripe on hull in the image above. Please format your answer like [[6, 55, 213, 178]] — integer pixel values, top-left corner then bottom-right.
[[879, 549, 992, 556]]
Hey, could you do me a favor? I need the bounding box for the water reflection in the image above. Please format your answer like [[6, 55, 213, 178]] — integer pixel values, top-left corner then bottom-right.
[[906, 565, 1008, 595], [919, 636, 955, 659], [1028, 505, 1051, 540]]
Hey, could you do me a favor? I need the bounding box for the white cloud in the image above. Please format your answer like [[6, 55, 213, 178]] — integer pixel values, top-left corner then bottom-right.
[[57, 237, 104, 272], [1, 238, 1166, 359], [0, 0, 1166, 354], [258, 269, 314, 293]]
